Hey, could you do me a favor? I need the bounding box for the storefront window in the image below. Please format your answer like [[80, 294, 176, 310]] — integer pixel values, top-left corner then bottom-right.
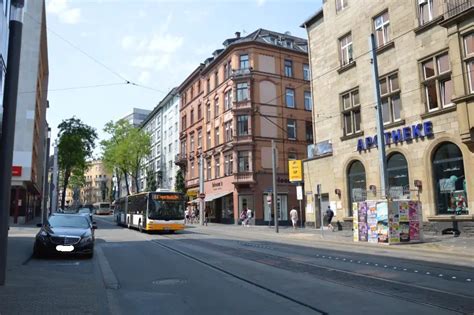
[[263, 193, 288, 221], [387, 153, 409, 199], [433, 142, 468, 215], [347, 160, 366, 216]]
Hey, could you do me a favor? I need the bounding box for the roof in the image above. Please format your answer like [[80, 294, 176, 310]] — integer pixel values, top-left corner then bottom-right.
[[140, 87, 179, 128], [300, 8, 324, 28], [200, 28, 308, 75]]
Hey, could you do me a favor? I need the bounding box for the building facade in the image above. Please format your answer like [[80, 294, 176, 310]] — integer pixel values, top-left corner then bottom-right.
[[121, 107, 151, 127], [140, 88, 180, 191], [10, 0, 49, 224], [302, 0, 474, 234], [81, 160, 112, 205], [178, 29, 312, 225]]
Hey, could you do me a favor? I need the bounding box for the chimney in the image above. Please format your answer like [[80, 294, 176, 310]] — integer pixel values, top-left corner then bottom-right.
[[235, 32, 241, 39]]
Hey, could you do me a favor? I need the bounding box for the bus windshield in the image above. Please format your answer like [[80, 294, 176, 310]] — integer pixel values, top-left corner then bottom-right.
[[148, 200, 185, 220]]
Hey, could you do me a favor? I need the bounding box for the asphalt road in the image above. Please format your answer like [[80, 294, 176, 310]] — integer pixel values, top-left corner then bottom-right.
[[92, 215, 474, 315]]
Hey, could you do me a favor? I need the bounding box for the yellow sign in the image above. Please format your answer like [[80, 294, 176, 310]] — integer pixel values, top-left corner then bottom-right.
[[186, 190, 198, 197], [288, 160, 303, 182]]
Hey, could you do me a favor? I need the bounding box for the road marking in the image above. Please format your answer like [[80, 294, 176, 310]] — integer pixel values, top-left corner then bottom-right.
[[96, 245, 120, 290]]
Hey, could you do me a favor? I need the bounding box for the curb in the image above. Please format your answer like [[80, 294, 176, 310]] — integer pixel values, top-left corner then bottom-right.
[[96, 245, 120, 290]]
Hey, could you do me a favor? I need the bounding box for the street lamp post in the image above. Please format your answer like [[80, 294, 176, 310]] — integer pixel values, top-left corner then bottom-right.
[[0, 0, 25, 286]]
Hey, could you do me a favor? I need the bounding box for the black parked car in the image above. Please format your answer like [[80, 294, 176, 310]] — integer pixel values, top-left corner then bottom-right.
[[77, 208, 94, 225], [33, 214, 96, 258]]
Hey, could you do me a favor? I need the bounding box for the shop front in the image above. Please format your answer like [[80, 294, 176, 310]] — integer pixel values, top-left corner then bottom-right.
[[304, 119, 474, 235], [203, 176, 234, 224]]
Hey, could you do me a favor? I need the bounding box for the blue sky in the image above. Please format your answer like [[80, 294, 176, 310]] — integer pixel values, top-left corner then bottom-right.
[[44, 0, 322, 154]]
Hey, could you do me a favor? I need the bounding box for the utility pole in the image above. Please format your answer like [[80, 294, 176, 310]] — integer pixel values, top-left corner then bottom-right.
[[271, 140, 278, 233], [370, 34, 388, 198], [0, 0, 25, 286], [41, 128, 51, 224], [51, 144, 59, 213], [199, 153, 204, 225]]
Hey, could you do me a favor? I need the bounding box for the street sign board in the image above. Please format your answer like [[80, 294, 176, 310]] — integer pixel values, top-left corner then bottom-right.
[[199, 193, 206, 199], [296, 186, 303, 200], [12, 166, 22, 176], [288, 160, 302, 182]]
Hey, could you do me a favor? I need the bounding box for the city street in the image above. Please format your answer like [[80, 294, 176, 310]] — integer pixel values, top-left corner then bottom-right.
[[1, 216, 474, 314], [95, 216, 473, 314]]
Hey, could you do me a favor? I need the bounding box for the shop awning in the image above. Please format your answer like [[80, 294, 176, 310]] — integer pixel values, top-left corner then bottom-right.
[[204, 191, 233, 202]]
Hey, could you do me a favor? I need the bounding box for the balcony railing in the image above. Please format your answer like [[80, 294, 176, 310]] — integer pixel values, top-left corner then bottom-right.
[[231, 68, 251, 78], [233, 134, 253, 144], [174, 153, 187, 166], [232, 171, 256, 184], [444, 0, 473, 19], [232, 99, 251, 111]]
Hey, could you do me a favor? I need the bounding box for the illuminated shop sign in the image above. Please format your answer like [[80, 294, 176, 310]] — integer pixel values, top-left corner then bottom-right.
[[357, 121, 433, 152]]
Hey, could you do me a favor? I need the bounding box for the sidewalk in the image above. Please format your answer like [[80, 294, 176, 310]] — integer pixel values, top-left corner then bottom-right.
[[0, 224, 108, 314], [189, 223, 474, 265]]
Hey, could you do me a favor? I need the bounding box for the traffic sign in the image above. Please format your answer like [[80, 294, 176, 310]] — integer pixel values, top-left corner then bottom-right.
[[296, 186, 303, 200], [288, 160, 303, 182], [199, 193, 206, 199]]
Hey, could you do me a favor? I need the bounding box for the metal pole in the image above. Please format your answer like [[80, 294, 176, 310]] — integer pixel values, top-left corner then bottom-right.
[[271, 140, 278, 233], [41, 128, 51, 224], [51, 144, 59, 213], [0, 0, 25, 286], [318, 185, 323, 238], [370, 34, 388, 198], [199, 153, 204, 225], [299, 199, 302, 229]]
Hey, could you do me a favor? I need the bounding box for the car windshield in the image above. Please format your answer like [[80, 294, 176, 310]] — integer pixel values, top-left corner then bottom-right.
[[78, 209, 90, 214], [148, 200, 185, 220], [48, 215, 90, 229]]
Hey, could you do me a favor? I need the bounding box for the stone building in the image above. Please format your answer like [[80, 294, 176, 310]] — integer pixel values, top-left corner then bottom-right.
[[177, 29, 313, 224], [301, 0, 473, 234], [81, 160, 112, 205]]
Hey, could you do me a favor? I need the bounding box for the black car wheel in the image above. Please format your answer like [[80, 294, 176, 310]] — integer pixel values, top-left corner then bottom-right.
[[85, 251, 94, 259], [33, 242, 43, 258]]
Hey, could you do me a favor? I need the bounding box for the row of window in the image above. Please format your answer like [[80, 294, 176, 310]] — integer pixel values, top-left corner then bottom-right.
[[341, 37, 474, 137], [187, 151, 250, 179], [335, 0, 441, 28], [183, 54, 312, 105]]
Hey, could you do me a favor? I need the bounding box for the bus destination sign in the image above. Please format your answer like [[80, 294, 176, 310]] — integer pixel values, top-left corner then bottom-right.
[[152, 193, 181, 201]]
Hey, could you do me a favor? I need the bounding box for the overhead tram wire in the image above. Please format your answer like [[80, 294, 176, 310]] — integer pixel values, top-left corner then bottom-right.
[[24, 11, 167, 95], [6, 82, 130, 95]]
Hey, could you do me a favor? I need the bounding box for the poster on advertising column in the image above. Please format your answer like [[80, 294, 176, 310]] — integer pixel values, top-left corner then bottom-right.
[[388, 201, 400, 243], [376, 202, 388, 243], [358, 202, 368, 242], [367, 201, 378, 243]]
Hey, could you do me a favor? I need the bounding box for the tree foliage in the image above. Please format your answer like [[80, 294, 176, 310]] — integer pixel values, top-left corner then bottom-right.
[[175, 168, 186, 194], [101, 120, 151, 196], [57, 117, 97, 209]]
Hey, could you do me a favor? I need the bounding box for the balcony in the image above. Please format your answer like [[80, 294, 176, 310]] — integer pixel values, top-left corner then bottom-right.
[[174, 153, 187, 166], [232, 98, 252, 111], [231, 68, 252, 79], [441, 0, 473, 26], [233, 134, 253, 145], [232, 171, 256, 185]]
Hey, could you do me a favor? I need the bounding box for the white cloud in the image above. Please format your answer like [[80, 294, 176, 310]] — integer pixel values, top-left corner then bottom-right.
[[121, 36, 136, 50], [256, 0, 266, 7], [47, 0, 81, 24], [131, 55, 171, 71], [148, 34, 184, 54]]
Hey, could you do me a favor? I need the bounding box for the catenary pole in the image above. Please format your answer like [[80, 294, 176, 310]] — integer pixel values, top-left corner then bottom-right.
[[199, 153, 204, 225], [0, 0, 25, 286], [272, 140, 278, 233], [51, 144, 58, 213], [370, 34, 388, 198]]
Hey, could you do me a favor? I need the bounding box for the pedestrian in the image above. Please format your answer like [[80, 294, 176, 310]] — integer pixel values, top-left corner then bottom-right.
[[204, 207, 209, 226], [245, 208, 252, 227], [290, 207, 298, 229], [185, 207, 190, 224], [240, 208, 248, 227], [326, 206, 334, 231]]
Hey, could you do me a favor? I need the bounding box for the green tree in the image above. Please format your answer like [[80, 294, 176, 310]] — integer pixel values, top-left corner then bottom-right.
[[146, 168, 157, 192], [57, 117, 97, 209], [175, 168, 186, 194], [101, 120, 151, 195]]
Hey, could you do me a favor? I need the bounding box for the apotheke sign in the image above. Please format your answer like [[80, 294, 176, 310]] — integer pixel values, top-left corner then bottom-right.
[[357, 121, 434, 152]]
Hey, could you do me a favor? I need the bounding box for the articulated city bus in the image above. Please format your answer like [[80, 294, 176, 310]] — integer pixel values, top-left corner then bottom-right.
[[93, 202, 111, 215], [115, 191, 185, 232]]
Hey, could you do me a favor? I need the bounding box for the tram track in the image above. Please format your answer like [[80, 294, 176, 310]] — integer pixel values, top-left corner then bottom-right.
[[153, 235, 474, 314]]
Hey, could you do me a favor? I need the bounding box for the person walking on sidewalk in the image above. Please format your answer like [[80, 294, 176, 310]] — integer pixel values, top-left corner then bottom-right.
[[290, 207, 298, 230], [326, 206, 335, 231], [240, 208, 248, 227], [204, 207, 209, 226], [245, 208, 252, 227]]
